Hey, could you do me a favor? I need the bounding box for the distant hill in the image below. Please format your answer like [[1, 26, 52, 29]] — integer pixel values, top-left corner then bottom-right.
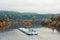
[[0, 10, 60, 30], [0, 10, 60, 20]]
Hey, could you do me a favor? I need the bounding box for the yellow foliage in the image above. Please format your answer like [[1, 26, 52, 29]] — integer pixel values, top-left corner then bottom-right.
[[42, 19, 51, 23], [23, 20, 32, 28]]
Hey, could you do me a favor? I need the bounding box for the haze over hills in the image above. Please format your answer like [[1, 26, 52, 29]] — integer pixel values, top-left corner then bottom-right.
[[0, 10, 60, 20]]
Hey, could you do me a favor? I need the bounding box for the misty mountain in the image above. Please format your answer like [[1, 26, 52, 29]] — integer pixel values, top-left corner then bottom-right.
[[0, 10, 60, 20]]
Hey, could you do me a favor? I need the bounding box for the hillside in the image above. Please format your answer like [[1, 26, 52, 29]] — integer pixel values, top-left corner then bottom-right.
[[0, 10, 60, 30]]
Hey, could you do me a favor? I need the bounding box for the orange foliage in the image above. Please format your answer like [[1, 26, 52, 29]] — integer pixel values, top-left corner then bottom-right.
[[23, 20, 32, 28], [0, 20, 13, 30]]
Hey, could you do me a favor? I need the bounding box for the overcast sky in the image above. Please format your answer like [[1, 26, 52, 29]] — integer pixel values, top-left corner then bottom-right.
[[0, 0, 60, 14]]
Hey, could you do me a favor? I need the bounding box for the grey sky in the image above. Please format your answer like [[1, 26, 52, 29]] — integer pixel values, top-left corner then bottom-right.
[[0, 0, 60, 14]]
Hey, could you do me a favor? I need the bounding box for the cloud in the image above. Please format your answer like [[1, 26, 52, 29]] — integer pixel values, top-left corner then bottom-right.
[[0, 0, 60, 14]]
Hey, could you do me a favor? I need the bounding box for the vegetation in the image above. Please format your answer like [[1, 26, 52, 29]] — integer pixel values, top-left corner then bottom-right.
[[0, 10, 60, 32], [41, 16, 60, 32]]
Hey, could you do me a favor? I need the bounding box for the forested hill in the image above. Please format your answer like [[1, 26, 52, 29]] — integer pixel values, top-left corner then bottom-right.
[[0, 10, 60, 21], [0, 10, 60, 30]]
